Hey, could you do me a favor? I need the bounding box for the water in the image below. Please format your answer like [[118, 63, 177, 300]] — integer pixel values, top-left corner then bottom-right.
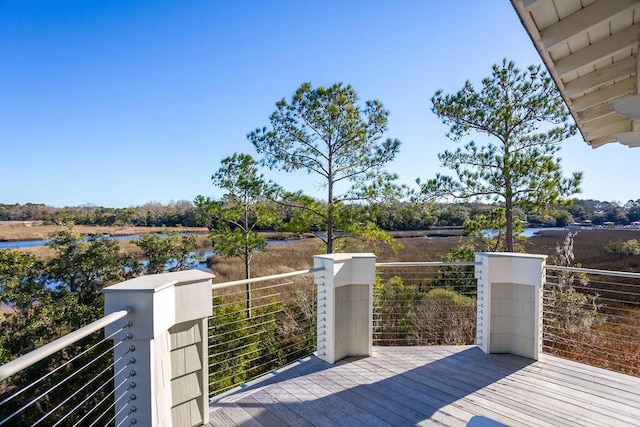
[[0, 239, 51, 249], [523, 227, 568, 237], [0, 234, 296, 250], [0, 234, 301, 275], [482, 227, 568, 238]]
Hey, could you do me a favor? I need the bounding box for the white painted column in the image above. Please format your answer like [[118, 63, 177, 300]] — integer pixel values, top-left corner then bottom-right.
[[475, 252, 546, 360], [314, 253, 376, 364], [103, 270, 214, 427]]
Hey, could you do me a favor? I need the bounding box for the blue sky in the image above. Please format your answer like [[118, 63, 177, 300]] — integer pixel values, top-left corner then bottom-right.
[[1, 1, 637, 208]]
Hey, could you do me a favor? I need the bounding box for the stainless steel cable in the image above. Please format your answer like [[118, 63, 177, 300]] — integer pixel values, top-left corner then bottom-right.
[[31, 354, 124, 426], [70, 373, 129, 427], [89, 386, 130, 427], [0, 340, 124, 426], [0, 325, 127, 407]]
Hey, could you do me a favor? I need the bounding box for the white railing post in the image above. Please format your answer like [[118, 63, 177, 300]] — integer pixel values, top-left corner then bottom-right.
[[475, 252, 546, 360], [103, 270, 214, 427], [314, 253, 376, 364]]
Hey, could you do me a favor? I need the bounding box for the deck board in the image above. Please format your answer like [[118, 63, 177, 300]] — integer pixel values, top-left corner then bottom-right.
[[209, 346, 640, 426]]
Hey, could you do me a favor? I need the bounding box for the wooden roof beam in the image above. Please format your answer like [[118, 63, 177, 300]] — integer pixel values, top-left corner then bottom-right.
[[589, 135, 616, 147], [555, 24, 640, 78], [582, 114, 628, 134], [571, 77, 636, 111], [585, 117, 631, 140], [565, 55, 636, 98], [540, 0, 639, 50], [576, 103, 617, 123]]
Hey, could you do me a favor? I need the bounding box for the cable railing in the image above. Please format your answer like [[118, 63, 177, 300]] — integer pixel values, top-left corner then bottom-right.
[[374, 262, 479, 346], [543, 265, 640, 376], [208, 268, 321, 398], [0, 308, 134, 426]]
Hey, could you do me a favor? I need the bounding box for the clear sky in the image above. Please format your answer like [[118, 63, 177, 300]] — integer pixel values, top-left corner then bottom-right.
[[1, 1, 637, 208]]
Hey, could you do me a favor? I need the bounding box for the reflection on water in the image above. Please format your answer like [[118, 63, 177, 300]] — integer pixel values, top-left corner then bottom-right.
[[481, 227, 568, 238], [0, 239, 51, 249], [194, 239, 299, 271]]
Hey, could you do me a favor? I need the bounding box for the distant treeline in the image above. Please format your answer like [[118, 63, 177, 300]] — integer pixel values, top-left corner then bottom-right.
[[0, 201, 200, 227], [2, 198, 640, 229]]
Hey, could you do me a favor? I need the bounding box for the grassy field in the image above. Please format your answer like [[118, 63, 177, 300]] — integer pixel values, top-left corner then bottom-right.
[[525, 229, 640, 271], [0, 221, 208, 241], [219, 228, 640, 281]]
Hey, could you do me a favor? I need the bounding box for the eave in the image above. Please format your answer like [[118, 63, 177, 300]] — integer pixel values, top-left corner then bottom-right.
[[511, 0, 640, 148]]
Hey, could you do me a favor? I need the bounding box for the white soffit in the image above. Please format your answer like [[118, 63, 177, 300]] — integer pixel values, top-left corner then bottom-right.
[[510, 0, 640, 148]]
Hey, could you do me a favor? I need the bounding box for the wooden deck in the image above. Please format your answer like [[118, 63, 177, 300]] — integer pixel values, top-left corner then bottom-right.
[[208, 346, 640, 426]]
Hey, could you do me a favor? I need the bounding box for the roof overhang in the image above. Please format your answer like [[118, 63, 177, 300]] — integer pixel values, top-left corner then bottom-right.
[[510, 0, 640, 148]]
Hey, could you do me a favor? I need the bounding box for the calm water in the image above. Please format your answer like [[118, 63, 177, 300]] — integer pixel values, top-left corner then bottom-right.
[[0, 239, 50, 249], [0, 235, 299, 273], [0, 232, 196, 249], [483, 227, 568, 238]]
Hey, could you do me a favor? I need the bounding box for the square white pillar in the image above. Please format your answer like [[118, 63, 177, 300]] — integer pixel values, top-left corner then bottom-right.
[[103, 270, 213, 427], [475, 252, 546, 360], [314, 253, 376, 364]]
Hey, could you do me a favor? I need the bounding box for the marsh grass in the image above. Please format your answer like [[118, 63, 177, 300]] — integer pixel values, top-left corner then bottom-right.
[[0, 222, 207, 241], [208, 235, 473, 283], [525, 229, 640, 271]]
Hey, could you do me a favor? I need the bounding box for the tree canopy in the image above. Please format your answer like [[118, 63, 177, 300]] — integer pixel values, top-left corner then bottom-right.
[[45, 227, 136, 304], [248, 82, 401, 253], [200, 153, 279, 280], [133, 233, 197, 274], [423, 59, 582, 251]]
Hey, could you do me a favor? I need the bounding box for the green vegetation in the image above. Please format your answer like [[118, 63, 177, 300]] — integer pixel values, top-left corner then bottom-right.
[[2, 198, 640, 234], [0, 227, 200, 424], [197, 153, 282, 316], [208, 281, 316, 395], [133, 233, 198, 274], [423, 59, 582, 251], [248, 82, 402, 253], [0, 201, 201, 227], [46, 226, 137, 304], [198, 153, 280, 280], [374, 275, 476, 346], [545, 232, 601, 335], [433, 244, 477, 295], [605, 239, 640, 256]]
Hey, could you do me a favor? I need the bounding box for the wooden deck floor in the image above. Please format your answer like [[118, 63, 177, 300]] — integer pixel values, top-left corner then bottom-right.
[[208, 346, 640, 426]]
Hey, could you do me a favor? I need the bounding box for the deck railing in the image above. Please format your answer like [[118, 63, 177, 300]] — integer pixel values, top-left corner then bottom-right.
[[3, 254, 640, 426], [374, 262, 479, 346], [208, 268, 321, 398], [0, 308, 133, 426], [543, 265, 640, 376]]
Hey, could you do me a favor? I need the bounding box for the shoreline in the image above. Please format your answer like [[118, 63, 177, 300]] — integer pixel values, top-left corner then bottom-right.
[[0, 223, 209, 242]]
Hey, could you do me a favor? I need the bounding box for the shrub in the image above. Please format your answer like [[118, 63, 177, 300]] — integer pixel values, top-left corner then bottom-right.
[[545, 286, 601, 334], [410, 288, 476, 345], [279, 282, 317, 359], [604, 239, 640, 256], [374, 275, 477, 346], [373, 276, 415, 345], [433, 244, 477, 296], [208, 294, 256, 394]]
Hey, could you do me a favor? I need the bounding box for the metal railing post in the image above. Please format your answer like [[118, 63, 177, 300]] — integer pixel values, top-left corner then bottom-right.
[[103, 270, 214, 427]]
